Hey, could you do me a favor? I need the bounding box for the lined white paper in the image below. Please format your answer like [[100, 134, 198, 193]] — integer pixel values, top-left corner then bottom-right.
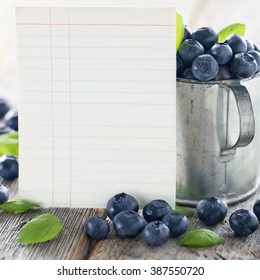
[[16, 6, 176, 208]]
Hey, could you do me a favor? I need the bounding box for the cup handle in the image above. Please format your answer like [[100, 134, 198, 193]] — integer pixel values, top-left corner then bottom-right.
[[219, 84, 255, 161]]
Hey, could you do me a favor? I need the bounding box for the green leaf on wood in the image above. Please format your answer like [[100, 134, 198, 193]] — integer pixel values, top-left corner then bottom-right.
[[18, 214, 62, 244], [0, 200, 41, 214], [178, 228, 224, 247], [0, 132, 19, 157], [218, 23, 246, 42], [174, 204, 196, 217]]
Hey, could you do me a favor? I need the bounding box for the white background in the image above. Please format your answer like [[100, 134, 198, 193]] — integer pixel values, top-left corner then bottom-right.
[[1, 260, 259, 279]]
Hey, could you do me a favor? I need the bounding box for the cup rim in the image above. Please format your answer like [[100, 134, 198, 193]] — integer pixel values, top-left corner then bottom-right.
[[177, 72, 260, 85]]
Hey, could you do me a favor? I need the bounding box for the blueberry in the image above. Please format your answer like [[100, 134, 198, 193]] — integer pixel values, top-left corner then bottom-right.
[[162, 212, 189, 238], [180, 67, 196, 80], [0, 99, 11, 119], [215, 64, 233, 80], [183, 25, 192, 40], [225, 35, 247, 54], [230, 53, 258, 79], [4, 110, 18, 131], [246, 40, 255, 52], [247, 50, 260, 72], [196, 197, 228, 226], [85, 216, 110, 240], [191, 54, 219, 81], [191, 27, 218, 49], [0, 184, 9, 204], [253, 200, 260, 221], [0, 126, 15, 135], [209, 43, 233, 64], [178, 39, 204, 66], [106, 192, 139, 220], [0, 155, 19, 180], [113, 210, 146, 238], [177, 55, 184, 77], [143, 221, 170, 246], [229, 209, 259, 236], [143, 199, 172, 222]]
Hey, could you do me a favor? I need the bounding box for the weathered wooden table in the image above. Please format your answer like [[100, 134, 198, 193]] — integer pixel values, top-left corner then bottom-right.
[[0, 179, 259, 260]]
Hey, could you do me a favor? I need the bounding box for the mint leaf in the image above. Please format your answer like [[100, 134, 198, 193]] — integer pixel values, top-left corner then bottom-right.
[[176, 12, 184, 52], [178, 229, 224, 247], [0, 132, 18, 157], [0, 200, 41, 214], [18, 214, 62, 244], [174, 204, 196, 218], [218, 23, 246, 42]]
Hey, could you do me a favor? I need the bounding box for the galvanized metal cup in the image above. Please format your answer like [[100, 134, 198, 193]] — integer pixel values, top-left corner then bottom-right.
[[176, 73, 260, 206]]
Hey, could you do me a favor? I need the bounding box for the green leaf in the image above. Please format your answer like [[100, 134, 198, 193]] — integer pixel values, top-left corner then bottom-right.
[[178, 229, 224, 247], [0, 132, 19, 157], [221, 219, 228, 224], [0, 200, 41, 214], [18, 214, 62, 244], [173, 204, 196, 218], [218, 23, 246, 42], [176, 12, 184, 52]]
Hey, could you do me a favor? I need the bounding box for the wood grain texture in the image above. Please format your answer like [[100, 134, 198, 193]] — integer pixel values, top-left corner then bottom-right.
[[0, 180, 106, 260], [88, 188, 260, 260], [1, 180, 259, 260]]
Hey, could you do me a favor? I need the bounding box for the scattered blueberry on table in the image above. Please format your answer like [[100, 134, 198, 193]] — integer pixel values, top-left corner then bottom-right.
[[143, 221, 170, 247], [229, 209, 259, 236], [84, 191, 260, 246], [142, 199, 172, 222], [113, 210, 146, 238], [0, 184, 9, 204], [253, 200, 260, 221], [196, 197, 228, 226], [0, 155, 19, 180], [84, 216, 110, 240], [105, 192, 139, 221], [162, 212, 189, 238]]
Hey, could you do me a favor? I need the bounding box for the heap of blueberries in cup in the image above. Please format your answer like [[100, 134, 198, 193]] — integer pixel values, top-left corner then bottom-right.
[[84, 192, 260, 247], [177, 26, 260, 81]]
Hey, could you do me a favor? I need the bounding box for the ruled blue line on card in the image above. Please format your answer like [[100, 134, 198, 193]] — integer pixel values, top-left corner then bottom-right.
[[16, 6, 176, 208]]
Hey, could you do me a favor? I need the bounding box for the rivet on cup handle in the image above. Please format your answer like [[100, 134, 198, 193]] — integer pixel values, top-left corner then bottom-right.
[[218, 83, 255, 162]]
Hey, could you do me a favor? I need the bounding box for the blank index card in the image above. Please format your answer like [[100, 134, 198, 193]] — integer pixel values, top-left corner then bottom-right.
[[16, 6, 176, 208]]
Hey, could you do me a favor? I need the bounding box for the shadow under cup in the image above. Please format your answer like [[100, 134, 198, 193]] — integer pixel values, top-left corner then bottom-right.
[[176, 73, 260, 206]]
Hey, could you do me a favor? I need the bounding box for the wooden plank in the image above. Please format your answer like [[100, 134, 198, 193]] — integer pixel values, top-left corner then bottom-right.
[[1, 179, 260, 259], [88, 188, 260, 260], [0, 180, 106, 260]]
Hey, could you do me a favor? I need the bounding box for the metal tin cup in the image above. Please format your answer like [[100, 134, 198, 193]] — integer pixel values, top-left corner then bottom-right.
[[176, 73, 260, 206]]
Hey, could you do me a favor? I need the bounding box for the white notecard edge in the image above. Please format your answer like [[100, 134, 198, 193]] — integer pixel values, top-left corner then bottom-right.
[[12, 0, 177, 8]]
